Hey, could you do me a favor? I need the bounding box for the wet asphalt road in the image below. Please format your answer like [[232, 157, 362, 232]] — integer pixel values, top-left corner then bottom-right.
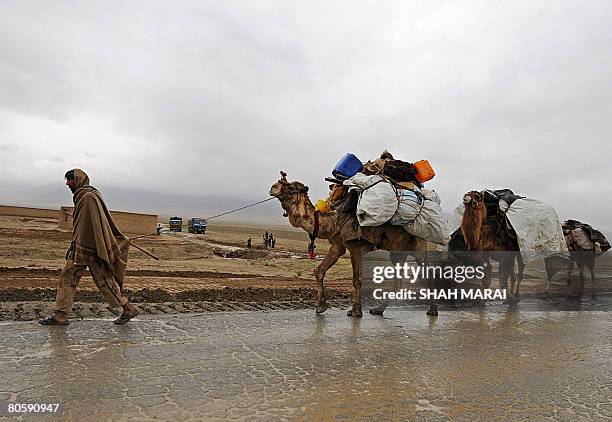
[[0, 301, 610, 421]]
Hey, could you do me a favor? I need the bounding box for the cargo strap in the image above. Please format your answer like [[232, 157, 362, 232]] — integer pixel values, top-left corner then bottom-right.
[[308, 211, 320, 251]]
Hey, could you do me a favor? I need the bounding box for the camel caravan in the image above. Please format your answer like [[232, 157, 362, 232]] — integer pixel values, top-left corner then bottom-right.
[[270, 151, 610, 317]]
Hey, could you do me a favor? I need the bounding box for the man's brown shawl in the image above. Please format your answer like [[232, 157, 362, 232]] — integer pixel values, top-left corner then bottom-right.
[[68, 169, 129, 288]]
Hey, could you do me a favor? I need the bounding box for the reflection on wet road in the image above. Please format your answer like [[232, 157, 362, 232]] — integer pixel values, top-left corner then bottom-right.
[[1, 301, 611, 421]]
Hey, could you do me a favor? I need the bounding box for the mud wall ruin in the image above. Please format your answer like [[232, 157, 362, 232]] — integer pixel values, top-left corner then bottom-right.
[[59, 207, 158, 235], [0, 205, 60, 219], [0, 205, 158, 235]]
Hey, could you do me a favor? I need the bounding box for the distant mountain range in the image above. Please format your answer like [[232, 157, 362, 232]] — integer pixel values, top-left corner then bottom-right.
[[3, 184, 611, 239], [2, 183, 287, 224]]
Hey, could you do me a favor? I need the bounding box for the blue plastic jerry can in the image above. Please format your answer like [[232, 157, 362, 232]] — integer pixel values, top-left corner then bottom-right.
[[332, 153, 363, 179]]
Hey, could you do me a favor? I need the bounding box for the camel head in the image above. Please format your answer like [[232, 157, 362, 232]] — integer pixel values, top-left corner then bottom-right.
[[462, 191, 484, 209], [270, 172, 313, 221], [269, 172, 309, 201], [461, 190, 486, 251]]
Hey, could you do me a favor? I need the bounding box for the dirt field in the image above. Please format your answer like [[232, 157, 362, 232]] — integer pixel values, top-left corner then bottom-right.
[[2, 214, 610, 321], [0, 215, 354, 304]]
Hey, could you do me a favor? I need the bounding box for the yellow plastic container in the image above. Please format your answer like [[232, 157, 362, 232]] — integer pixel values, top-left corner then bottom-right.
[[315, 200, 331, 212]]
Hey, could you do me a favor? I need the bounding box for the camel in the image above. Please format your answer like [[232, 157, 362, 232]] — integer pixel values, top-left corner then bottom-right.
[[269, 173, 436, 317], [566, 249, 598, 300], [461, 191, 525, 303], [546, 222, 607, 300], [544, 241, 599, 301]]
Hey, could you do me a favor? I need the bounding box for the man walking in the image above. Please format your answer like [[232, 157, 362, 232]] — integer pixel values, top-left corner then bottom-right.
[[39, 169, 138, 325]]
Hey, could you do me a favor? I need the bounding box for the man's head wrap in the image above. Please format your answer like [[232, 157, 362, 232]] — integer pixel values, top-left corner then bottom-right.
[[65, 168, 90, 191]]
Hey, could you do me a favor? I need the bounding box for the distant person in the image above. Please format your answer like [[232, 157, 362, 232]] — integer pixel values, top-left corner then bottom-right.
[[271, 237, 276, 249], [156, 224, 162, 236], [247, 238, 252, 249], [39, 169, 138, 326]]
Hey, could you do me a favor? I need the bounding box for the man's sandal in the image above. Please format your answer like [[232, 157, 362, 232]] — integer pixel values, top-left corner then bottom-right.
[[39, 316, 69, 326], [114, 309, 138, 325]]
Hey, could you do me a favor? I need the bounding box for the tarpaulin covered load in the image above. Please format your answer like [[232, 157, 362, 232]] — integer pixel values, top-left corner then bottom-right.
[[343, 173, 396, 226], [389, 188, 420, 224], [344, 173, 450, 245], [449, 190, 568, 263], [563, 219, 610, 253], [505, 198, 568, 263], [399, 188, 450, 246]]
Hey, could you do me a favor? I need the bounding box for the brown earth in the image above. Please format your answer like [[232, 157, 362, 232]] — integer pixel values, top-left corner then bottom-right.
[[2, 215, 609, 315], [0, 215, 354, 305]]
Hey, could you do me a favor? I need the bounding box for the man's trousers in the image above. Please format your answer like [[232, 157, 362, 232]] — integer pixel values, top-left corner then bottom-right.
[[55, 260, 128, 313]]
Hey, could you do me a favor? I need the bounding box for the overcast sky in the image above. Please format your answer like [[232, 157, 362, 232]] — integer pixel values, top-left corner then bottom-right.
[[1, 1, 611, 228]]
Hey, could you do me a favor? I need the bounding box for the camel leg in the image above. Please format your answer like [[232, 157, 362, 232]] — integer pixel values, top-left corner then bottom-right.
[[499, 259, 513, 304], [347, 247, 363, 317], [506, 256, 517, 303], [369, 251, 408, 316], [577, 263, 585, 300], [313, 243, 346, 314], [565, 260, 575, 300], [482, 258, 492, 288], [589, 261, 597, 300], [514, 254, 525, 302], [474, 260, 491, 308], [424, 251, 437, 316], [508, 265, 517, 306], [499, 259, 509, 290]]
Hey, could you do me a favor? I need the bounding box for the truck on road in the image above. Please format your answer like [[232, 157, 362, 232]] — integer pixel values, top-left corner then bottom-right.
[[188, 218, 207, 234], [169, 216, 183, 232]]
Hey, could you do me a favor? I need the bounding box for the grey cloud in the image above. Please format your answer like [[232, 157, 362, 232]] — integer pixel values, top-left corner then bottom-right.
[[0, 0, 610, 231], [0, 145, 19, 152]]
